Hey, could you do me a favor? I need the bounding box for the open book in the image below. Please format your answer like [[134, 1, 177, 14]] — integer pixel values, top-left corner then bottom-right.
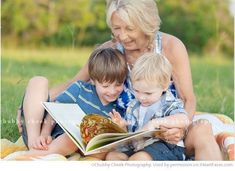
[[42, 102, 163, 155]]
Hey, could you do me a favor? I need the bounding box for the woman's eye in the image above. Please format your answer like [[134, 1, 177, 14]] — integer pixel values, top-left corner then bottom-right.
[[113, 27, 120, 30], [127, 27, 134, 31]]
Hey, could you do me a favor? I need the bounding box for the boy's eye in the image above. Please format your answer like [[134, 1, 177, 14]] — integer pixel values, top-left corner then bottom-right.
[[133, 89, 139, 93], [116, 83, 123, 86]]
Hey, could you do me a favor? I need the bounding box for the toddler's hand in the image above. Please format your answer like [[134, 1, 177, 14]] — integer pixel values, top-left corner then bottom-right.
[[109, 109, 128, 129]]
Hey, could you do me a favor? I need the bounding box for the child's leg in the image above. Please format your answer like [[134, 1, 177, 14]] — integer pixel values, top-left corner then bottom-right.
[[22, 76, 49, 149], [25, 133, 78, 156], [88, 152, 108, 160], [128, 151, 152, 161], [131, 141, 184, 161], [105, 151, 129, 160]]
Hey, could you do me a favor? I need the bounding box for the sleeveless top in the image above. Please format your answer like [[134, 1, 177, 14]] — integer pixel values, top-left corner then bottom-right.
[[116, 32, 178, 112]]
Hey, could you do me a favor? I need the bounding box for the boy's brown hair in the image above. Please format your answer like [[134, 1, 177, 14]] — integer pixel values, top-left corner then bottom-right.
[[88, 48, 128, 84]]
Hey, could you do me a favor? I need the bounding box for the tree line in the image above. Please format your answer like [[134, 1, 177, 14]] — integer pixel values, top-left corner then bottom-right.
[[2, 0, 233, 56]]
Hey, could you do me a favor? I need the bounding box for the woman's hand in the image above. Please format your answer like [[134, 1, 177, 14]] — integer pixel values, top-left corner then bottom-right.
[[159, 126, 185, 144]]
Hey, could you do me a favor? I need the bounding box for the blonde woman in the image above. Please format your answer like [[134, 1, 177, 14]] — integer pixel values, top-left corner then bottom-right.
[[17, 0, 222, 160]]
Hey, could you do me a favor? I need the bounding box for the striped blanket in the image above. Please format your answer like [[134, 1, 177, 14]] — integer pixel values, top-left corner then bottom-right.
[[1, 113, 234, 161]]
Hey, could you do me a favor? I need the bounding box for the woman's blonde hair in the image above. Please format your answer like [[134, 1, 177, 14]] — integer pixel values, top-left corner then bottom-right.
[[131, 53, 172, 89], [106, 0, 161, 48]]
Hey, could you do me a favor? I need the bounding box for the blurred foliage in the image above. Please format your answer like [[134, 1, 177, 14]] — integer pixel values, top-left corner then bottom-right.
[[2, 0, 233, 56], [158, 0, 234, 57]]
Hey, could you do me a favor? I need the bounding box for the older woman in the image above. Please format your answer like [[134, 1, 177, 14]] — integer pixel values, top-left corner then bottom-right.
[[17, 0, 222, 160]]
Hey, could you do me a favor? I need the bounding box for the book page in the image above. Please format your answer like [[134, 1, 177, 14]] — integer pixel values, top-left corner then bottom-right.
[[42, 102, 86, 152], [85, 129, 162, 155]]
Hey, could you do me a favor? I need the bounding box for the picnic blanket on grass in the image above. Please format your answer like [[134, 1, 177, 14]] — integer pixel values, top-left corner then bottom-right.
[[1, 112, 234, 161]]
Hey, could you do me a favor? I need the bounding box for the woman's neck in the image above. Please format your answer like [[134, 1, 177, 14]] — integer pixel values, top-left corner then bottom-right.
[[125, 47, 152, 66]]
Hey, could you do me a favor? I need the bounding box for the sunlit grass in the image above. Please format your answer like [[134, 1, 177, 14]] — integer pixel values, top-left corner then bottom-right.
[[1, 48, 234, 142], [190, 53, 234, 118]]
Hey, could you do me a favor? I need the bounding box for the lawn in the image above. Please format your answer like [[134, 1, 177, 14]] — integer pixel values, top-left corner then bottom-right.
[[1, 48, 234, 142]]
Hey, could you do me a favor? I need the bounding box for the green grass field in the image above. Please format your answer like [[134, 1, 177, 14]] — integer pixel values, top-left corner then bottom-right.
[[1, 48, 234, 142]]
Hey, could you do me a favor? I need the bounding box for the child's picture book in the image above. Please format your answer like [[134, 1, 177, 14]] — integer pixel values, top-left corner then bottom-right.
[[42, 102, 163, 155]]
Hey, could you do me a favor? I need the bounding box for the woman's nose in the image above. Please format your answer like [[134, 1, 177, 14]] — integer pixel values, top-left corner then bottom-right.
[[119, 30, 128, 41]]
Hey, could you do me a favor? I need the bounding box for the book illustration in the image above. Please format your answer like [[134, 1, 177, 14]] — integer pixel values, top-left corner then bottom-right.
[[80, 114, 126, 144]]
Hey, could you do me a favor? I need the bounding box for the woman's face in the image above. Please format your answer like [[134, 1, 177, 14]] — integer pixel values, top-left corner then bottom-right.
[[111, 12, 148, 51]]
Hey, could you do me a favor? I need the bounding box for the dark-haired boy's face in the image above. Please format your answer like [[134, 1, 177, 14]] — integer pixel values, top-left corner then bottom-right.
[[94, 80, 124, 105]]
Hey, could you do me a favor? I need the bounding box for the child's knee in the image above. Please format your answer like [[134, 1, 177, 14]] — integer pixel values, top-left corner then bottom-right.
[[28, 76, 48, 88], [128, 151, 152, 161], [106, 151, 128, 160]]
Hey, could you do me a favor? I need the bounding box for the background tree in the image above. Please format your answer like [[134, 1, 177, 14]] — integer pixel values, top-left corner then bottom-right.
[[1, 0, 233, 56]]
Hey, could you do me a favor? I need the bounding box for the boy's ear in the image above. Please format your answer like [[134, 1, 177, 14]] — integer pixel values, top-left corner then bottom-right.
[[90, 79, 95, 85]]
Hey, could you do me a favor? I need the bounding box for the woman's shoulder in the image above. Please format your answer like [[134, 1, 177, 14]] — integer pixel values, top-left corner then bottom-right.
[[161, 32, 188, 61], [161, 32, 186, 50]]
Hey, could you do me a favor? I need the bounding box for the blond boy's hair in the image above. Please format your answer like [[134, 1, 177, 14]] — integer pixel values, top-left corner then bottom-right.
[[131, 53, 172, 89]]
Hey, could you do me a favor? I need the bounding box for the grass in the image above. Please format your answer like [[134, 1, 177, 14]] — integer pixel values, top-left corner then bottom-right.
[[1, 48, 234, 142], [190, 54, 234, 118]]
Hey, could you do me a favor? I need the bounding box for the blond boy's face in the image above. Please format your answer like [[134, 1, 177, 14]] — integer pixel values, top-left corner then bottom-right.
[[94, 80, 124, 105], [133, 80, 166, 107]]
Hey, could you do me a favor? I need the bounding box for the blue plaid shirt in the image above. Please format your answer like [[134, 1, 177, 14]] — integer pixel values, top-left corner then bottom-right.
[[125, 90, 187, 133]]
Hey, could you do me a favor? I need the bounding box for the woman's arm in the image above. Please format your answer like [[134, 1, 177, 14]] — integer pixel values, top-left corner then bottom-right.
[[49, 63, 89, 101], [163, 34, 196, 121], [140, 114, 190, 131]]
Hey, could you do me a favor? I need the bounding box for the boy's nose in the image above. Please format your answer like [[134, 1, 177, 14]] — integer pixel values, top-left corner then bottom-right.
[[139, 96, 146, 101]]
